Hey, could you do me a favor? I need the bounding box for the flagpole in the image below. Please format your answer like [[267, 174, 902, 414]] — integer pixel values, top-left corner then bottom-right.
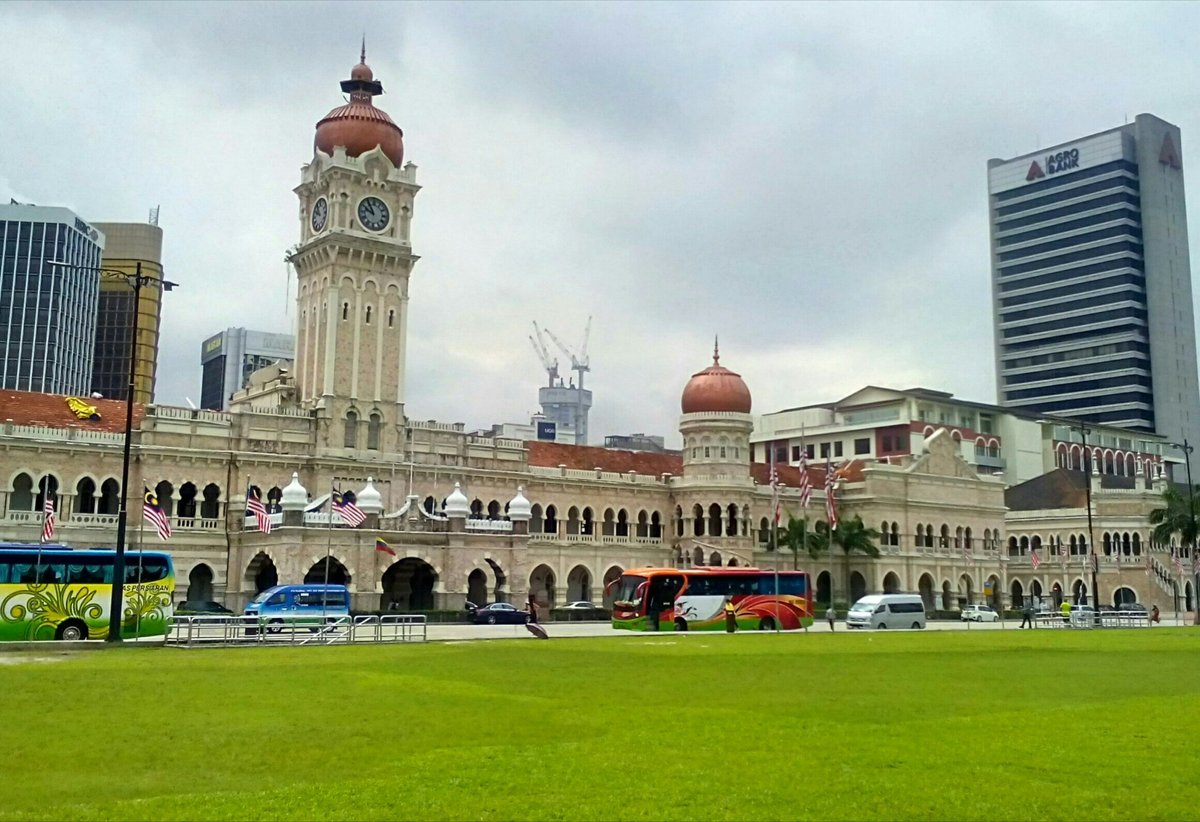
[[323, 479, 334, 623], [135, 491, 147, 640]]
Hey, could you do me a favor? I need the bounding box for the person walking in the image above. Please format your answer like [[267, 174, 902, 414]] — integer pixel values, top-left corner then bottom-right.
[[1060, 599, 1071, 625], [1151, 604, 1161, 625], [826, 605, 837, 631], [1020, 601, 1034, 629]]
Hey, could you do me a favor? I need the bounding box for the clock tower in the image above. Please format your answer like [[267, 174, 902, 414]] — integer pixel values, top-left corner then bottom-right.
[[291, 48, 420, 455]]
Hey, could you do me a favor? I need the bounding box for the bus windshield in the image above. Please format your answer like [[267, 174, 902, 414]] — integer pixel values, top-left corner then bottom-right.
[[611, 575, 646, 608]]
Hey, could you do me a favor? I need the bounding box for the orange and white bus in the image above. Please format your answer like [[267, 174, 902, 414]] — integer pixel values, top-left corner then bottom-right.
[[610, 567, 813, 632]]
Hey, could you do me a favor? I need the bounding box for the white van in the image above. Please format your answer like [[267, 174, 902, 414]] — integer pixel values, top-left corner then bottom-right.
[[846, 594, 927, 630]]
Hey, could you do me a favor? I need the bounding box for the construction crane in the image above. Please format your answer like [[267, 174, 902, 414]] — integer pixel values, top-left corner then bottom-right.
[[543, 315, 591, 390], [528, 322, 560, 388]]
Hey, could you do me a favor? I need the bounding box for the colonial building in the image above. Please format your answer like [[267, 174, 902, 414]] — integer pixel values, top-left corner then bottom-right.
[[0, 52, 1194, 620]]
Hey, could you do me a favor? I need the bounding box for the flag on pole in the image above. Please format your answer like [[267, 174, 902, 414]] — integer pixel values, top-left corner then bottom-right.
[[41, 494, 56, 543], [142, 488, 172, 541], [1172, 549, 1185, 575], [797, 450, 812, 510], [1090, 552, 1099, 574], [375, 537, 396, 557], [769, 454, 781, 527], [1030, 548, 1042, 570], [962, 528, 971, 561], [1145, 552, 1152, 576], [1059, 541, 1067, 567], [1192, 551, 1199, 577], [824, 456, 838, 530], [246, 483, 272, 535], [332, 489, 366, 527]]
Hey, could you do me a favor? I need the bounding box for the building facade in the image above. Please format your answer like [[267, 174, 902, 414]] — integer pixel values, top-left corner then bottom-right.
[[0, 204, 104, 395], [987, 114, 1200, 448], [199, 327, 295, 410], [91, 221, 165, 403], [0, 58, 1194, 624]]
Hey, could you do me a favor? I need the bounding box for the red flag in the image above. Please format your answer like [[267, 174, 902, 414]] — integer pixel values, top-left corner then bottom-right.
[[41, 494, 55, 543], [1030, 549, 1042, 570], [797, 450, 812, 510], [824, 456, 838, 530], [246, 484, 273, 535]]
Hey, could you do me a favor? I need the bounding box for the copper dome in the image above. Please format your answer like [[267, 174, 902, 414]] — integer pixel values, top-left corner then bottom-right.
[[313, 52, 404, 167], [681, 344, 752, 414]]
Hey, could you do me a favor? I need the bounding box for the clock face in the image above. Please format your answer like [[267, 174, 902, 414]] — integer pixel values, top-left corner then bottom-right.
[[357, 196, 390, 232], [311, 197, 328, 233]]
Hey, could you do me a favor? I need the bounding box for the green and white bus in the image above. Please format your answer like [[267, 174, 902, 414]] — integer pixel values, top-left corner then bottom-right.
[[0, 545, 175, 641]]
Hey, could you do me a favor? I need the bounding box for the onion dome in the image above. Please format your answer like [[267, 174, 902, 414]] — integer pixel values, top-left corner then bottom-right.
[[680, 338, 752, 414], [314, 43, 405, 167], [357, 476, 383, 514], [507, 486, 532, 522], [444, 481, 470, 518], [281, 472, 309, 511]]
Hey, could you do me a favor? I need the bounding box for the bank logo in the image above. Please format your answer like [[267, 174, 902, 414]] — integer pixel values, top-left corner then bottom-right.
[[1160, 133, 1181, 169], [1025, 161, 1045, 181]]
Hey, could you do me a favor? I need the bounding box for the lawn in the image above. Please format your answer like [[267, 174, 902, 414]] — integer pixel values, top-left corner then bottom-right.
[[0, 630, 1197, 821]]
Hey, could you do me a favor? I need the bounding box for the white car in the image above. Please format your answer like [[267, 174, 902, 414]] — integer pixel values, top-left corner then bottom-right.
[[961, 604, 1000, 622], [562, 601, 597, 610]]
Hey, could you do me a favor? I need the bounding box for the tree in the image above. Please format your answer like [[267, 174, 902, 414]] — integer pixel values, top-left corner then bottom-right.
[[1149, 485, 1200, 622], [778, 513, 827, 571], [827, 515, 881, 604]]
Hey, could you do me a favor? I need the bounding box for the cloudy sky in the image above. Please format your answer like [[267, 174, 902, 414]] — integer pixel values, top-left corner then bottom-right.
[[3, 1, 1200, 446]]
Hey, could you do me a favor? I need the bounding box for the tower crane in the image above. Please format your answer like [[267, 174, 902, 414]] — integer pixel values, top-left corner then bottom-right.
[[543, 315, 591, 390], [528, 322, 559, 387]]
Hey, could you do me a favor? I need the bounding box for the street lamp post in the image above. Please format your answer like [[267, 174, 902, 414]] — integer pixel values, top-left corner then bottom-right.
[[1078, 425, 1099, 619], [49, 260, 177, 642]]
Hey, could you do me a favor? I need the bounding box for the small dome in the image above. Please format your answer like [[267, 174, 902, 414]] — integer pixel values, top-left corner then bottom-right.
[[313, 53, 404, 167], [350, 62, 373, 81], [507, 486, 532, 522], [444, 481, 470, 518], [681, 342, 752, 414], [281, 472, 309, 511], [357, 477, 383, 513]]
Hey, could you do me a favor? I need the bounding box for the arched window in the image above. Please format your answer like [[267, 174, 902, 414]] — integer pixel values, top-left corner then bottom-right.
[[178, 483, 198, 518], [365, 305, 372, 324], [726, 504, 738, 537], [367, 413, 382, 450], [342, 302, 349, 320], [74, 477, 97, 514], [344, 411, 358, 448], [201, 484, 221, 519], [10, 472, 34, 511], [582, 507, 594, 535], [388, 309, 395, 328]]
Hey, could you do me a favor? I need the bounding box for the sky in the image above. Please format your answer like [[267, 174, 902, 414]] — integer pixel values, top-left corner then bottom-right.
[[4, 1, 1200, 447]]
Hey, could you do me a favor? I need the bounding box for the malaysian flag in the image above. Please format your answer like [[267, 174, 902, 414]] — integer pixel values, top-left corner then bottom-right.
[[1090, 552, 1099, 574], [1173, 549, 1185, 576], [796, 450, 812, 510], [41, 494, 55, 543], [1192, 551, 1200, 577], [824, 456, 838, 530], [1030, 548, 1042, 570], [142, 488, 172, 541], [246, 483, 272, 535], [332, 489, 366, 527], [769, 454, 781, 528], [1145, 552, 1152, 576], [1059, 541, 1067, 567]]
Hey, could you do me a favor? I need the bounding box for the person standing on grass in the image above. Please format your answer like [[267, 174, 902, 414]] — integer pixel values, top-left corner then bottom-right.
[[1060, 599, 1071, 624], [1020, 601, 1034, 629], [826, 605, 836, 631]]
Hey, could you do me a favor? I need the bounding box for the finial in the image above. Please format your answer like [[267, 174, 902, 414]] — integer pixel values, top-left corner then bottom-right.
[[361, 34, 366, 64], [713, 335, 720, 365]]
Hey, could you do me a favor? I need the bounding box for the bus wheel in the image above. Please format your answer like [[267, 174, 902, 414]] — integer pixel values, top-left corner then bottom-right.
[[758, 617, 775, 631], [56, 621, 87, 641], [912, 621, 922, 629], [877, 623, 887, 629], [267, 619, 283, 634], [674, 618, 688, 632]]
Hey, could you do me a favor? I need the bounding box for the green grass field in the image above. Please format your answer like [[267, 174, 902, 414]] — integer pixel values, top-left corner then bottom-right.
[[1, 630, 1197, 821]]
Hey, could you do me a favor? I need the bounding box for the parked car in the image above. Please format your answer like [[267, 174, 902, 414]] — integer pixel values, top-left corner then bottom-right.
[[562, 601, 597, 610], [1118, 602, 1148, 613], [961, 604, 1000, 623], [469, 602, 529, 625], [177, 600, 234, 616], [244, 584, 350, 634]]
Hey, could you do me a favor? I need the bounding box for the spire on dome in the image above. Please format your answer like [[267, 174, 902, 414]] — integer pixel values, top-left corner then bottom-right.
[[713, 335, 720, 366], [361, 34, 366, 64]]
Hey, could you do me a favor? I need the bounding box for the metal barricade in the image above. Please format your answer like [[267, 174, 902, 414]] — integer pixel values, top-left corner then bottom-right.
[[167, 613, 427, 647]]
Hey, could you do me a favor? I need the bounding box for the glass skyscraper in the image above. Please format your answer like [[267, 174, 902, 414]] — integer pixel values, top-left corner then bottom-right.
[[988, 114, 1200, 448], [0, 204, 104, 395]]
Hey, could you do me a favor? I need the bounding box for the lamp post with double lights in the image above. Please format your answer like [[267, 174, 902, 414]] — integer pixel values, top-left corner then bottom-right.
[[1040, 417, 1099, 618], [49, 260, 178, 642]]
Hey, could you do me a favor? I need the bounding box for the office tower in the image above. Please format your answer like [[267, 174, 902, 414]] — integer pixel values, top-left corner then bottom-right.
[[90, 221, 165, 403], [0, 203, 104, 394], [988, 114, 1200, 448], [200, 327, 295, 410]]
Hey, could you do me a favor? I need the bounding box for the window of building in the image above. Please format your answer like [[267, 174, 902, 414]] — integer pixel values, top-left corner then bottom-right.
[[365, 305, 372, 324], [819, 443, 830, 459], [882, 434, 892, 451], [854, 438, 870, 455], [388, 309, 394, 328], [834, 441, 843, 457], [805, 444, 815, 459], [367, 413, 381, 450], [341, 302, 348, 320], [791, 445, 801, 461], [344, 411, 358, 448]]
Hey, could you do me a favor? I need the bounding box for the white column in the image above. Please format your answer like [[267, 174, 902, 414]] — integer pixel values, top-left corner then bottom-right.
[[395, 291, 409, 406], [323, 285, 338, 396], [350, 285, 362, 399]]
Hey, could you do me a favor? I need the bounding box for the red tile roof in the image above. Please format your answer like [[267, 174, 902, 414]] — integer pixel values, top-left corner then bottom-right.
[[750, 459, 865, 488], [527, 441, 683, 476], [0, 390, 144, 434]]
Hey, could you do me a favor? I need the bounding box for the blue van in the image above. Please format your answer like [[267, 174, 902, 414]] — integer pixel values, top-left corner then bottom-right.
[[245, 584, 350, 633]]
